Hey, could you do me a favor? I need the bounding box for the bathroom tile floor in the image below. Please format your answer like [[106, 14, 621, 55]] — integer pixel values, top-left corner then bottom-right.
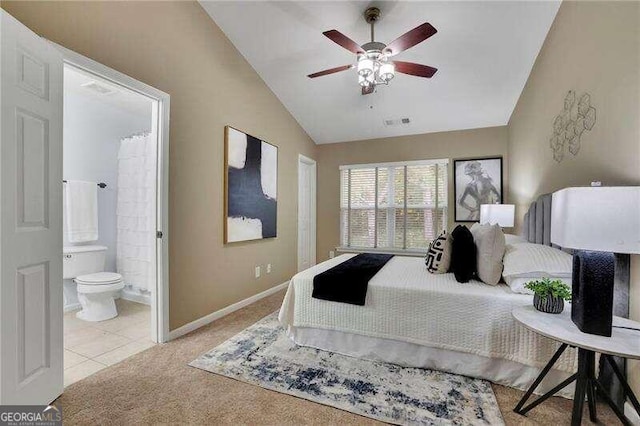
[[64, 299, 155, 387]]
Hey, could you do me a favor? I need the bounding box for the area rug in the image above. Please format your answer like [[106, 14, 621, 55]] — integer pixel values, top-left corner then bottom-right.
[[189, 313, 504, 425]]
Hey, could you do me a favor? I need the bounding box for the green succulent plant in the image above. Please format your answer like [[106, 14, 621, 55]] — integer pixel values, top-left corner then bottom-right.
[[524, 278, 572, 301]]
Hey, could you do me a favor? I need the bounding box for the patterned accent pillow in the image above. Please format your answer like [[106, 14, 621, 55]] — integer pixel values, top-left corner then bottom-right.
[[425, 230, 452, 274]]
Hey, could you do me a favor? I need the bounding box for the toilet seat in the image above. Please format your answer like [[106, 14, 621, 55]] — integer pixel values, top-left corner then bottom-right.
[[75, 272, 124, 296], [75, 272, 123, 286], [76, 281, 124, 295]]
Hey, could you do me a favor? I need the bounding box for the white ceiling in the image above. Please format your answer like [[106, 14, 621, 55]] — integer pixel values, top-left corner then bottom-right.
[[64, 65, 153, 118], [201, 1, 560, 144]]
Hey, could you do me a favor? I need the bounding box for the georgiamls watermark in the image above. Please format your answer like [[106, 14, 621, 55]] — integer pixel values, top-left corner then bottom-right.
[[0, 405, 62, 426]]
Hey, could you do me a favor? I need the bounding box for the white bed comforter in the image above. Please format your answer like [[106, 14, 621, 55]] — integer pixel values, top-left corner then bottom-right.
[[279, 254, 577, 373]]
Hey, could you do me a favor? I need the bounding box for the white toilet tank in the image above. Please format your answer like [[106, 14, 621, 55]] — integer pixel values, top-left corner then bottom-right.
[[63, 245, 107, 279]]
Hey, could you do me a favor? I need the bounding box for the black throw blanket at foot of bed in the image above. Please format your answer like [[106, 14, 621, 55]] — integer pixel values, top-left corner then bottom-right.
[[312, 253, 394, 306]]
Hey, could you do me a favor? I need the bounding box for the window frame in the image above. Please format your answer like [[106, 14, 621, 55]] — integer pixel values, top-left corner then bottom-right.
[[338, 158, 449, 255]]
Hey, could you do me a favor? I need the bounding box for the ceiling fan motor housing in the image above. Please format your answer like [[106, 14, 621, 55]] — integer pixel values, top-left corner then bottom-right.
[[364, 7, 381, 24], [361, 42, 387, 54]]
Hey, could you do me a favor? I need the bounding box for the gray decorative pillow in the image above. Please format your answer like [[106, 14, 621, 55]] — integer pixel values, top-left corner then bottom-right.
[[425, 230, 452, 274], [470, 223, 506, 285]]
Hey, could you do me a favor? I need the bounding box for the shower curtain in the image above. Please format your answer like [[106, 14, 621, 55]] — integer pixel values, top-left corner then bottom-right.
[[116, 132, 156, 294]]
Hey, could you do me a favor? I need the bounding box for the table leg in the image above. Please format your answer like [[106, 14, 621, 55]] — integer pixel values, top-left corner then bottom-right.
[[603, 354, 640, 416], [586, 380, 598, 422], [571, 349, 589, 426], [586, 351, 597, 422], [514, 343, 573, 415], [520, 374, 579, 415], [593, 379, 632, 426]]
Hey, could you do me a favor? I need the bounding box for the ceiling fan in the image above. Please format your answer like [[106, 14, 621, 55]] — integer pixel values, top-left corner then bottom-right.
[[308, 7, 438, 95]]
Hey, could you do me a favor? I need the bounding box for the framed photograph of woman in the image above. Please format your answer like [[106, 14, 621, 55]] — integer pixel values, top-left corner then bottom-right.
[[453, 157, 503, 222]]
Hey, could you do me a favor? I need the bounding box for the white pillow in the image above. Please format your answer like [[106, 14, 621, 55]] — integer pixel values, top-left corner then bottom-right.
[[506, 276, 572, 295], [502, 243, 572, 282], [504, 233, 527, 245], [470, 223, 506, 285]]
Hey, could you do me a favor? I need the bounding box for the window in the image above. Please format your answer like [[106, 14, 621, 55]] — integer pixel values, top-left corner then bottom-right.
[[340, 159, 448, 252]]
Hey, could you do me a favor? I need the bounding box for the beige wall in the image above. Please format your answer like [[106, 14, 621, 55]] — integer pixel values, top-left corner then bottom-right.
[[0, 1, 317, 330], [508, 1, 640, 220], [507, 0, 640, 394], [316, 126, 508, 261]]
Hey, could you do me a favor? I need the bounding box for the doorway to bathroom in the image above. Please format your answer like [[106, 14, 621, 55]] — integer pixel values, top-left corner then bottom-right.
[[0, 10, 169, 403], [60, 51, 169, 387]]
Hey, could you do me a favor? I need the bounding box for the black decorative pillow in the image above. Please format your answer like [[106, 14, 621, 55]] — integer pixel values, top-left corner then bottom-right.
[[425, 230, 452, 274], [450, 225, 477, 283]]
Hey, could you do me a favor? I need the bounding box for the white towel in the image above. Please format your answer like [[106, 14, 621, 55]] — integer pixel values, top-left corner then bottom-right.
[[64, 180, 99, 242]]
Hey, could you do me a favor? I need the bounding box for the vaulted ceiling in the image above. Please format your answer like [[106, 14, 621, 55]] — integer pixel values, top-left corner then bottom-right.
[[201, 1, 560, 144]]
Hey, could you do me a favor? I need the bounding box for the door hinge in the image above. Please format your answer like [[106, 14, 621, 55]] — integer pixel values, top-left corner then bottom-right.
[[156, 231, 163, 239]]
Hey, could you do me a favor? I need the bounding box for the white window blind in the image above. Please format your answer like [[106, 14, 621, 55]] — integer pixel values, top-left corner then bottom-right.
[[340, 159, 448, 252]]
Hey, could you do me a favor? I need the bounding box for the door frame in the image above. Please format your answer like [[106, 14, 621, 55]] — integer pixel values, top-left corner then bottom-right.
[[297, 154, 316, 271], [51, 43, 171, 343]]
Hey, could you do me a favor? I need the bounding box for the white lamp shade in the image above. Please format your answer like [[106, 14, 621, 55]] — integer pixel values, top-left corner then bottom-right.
[[480, 204, 515, 227], [379, 62, 395, 82], [357, 58, 374, 77], [550, 186, 640, 254]]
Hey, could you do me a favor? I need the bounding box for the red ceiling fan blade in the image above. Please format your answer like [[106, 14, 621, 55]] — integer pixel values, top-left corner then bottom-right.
[[307, 65, 353, 78], [384, 23, 437, 56], [323, 30, 364, 54], [394, 61, 438, 78], [362, 85, 374, 95]]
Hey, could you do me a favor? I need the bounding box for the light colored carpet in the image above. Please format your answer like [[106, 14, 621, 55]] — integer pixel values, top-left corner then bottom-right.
[[57, 290, 620, 425], [190, 313, 504, 425]]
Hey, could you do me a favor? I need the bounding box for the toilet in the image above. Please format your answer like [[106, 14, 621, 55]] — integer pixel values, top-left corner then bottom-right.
[[63, 245, 124, 322]]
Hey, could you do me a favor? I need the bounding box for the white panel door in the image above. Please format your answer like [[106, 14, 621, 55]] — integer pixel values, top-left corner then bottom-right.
[[0, 10, 64, 404], [297, 156, 316, 272]]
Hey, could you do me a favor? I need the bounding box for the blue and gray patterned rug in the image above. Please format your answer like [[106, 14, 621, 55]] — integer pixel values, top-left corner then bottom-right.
[[190, 313, 504, 425]]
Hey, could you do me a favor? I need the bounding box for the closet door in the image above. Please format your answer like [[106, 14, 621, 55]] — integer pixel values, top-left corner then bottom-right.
[[0, 10, 64, 404], [297, 155, 316, 271]]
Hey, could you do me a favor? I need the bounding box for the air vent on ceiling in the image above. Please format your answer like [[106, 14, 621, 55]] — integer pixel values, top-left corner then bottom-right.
[[81, 80, 116, 95], [383, 117, 411, 127]]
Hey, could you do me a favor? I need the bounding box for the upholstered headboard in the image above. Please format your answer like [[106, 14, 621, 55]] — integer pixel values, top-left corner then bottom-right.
[[521, 193, 554, 246]]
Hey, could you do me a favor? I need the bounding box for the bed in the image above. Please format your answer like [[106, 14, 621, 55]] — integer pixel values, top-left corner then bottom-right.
[[279, 254, 577, 394], [279, 195, 580, 396]]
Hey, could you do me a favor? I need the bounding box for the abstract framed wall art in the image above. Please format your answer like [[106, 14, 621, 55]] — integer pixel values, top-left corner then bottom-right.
[[224, 126, 277, 243], [453, 157, 503, 222]]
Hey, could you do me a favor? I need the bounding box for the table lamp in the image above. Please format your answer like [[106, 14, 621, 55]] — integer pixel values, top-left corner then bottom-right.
[[480, 204, 515, 228], [551, 186, 640, 336]]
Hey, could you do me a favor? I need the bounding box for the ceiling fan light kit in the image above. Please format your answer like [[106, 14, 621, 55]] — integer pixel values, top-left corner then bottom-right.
[[308, 7, 438, 95], [356, 53, 395, 89]]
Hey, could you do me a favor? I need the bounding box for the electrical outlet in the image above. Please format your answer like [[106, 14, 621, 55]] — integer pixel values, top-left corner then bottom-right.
[[255, 266, 261, 278], [267, 263, 272, 274], [329, 251, 335, 259]]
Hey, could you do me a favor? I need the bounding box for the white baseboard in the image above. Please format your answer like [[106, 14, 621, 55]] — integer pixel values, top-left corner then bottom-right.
[[626, 401, 640, 425], [168, 281, 289, 341], [64, 303, 81, 313], [121, 289, 151, 305]]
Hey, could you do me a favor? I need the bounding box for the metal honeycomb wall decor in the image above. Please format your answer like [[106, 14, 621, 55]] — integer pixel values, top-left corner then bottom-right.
[[549, 90, 596, 162]]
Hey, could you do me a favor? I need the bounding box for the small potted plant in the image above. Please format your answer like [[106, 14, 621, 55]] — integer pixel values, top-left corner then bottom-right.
[[524, 278, 572, 314]]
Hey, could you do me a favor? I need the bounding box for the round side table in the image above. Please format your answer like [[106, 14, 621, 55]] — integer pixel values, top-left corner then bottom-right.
[[512, 306, 640, 426]]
